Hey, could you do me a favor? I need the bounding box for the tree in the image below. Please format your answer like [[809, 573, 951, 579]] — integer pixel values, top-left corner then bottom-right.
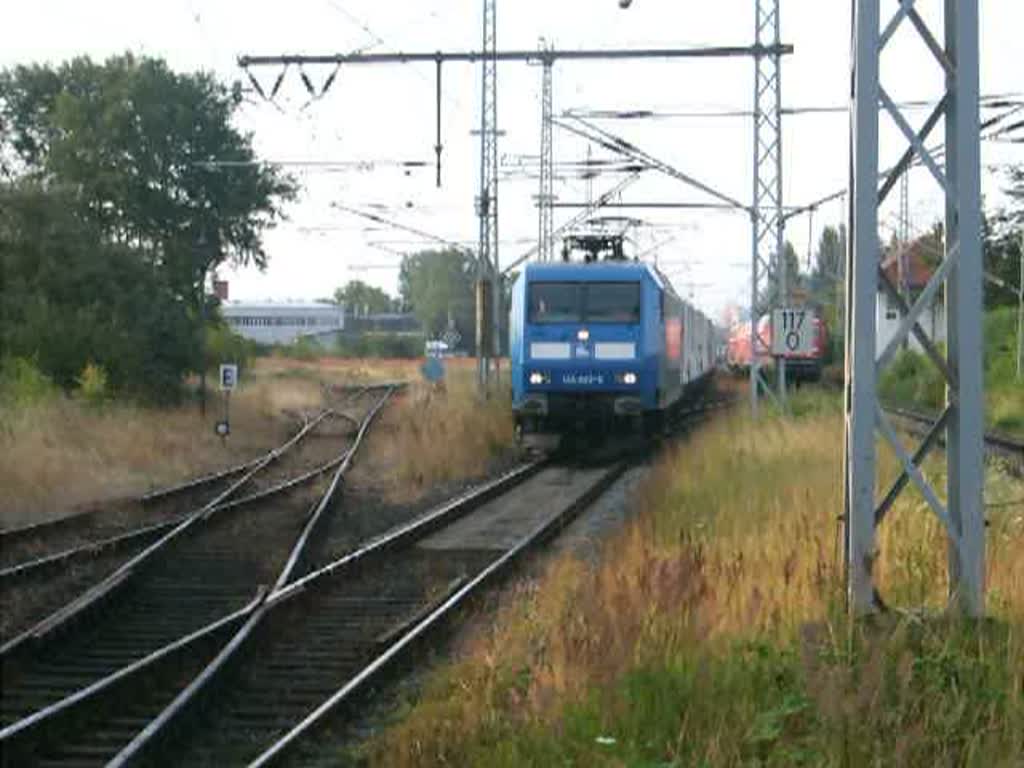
[[332, 280, 397, 315], [399, 249, 476, 348], [984, 212, 1022, 309], [1, 183, 195, 400], [766, 240, 802, 302], [0, 54, 296, 306], [812, 225, 845, 288], [0, 54, 296, 400], [783, 240, 803, 293], [983, 165, 1023, 309]]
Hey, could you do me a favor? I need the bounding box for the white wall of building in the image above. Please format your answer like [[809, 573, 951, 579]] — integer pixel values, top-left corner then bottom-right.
[[222, 302, 345, 346], [875, 292, 946, 354]]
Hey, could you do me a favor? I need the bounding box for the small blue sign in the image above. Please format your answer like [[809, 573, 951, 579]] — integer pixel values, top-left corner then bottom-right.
[[421, 356, 445, 382]]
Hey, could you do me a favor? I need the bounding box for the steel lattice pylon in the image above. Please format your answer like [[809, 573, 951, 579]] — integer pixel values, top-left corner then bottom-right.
[[537, 47, 555, 262], [898, 171, 911, 304], [750, 0, 786, 416], [845, 0, 984, 616], [476, 0, 500, 389]]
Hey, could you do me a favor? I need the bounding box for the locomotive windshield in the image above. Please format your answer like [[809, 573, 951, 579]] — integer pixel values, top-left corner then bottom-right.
[[528, 282, 641, 323], [584, 282, 641, 322], [529, 283, 581, 323]]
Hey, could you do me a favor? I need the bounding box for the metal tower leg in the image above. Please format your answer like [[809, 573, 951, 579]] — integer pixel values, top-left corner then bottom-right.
[[943, 0, 984, 616], [846, 0, 880, 612], [750, 0, 785, 416], [845, 0, 984, 616]]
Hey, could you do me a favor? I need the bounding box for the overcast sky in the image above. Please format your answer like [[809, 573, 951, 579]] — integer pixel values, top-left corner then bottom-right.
[[4, 1, 1022, 319]]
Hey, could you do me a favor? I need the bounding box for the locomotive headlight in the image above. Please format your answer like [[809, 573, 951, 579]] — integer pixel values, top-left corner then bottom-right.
[[620, 371, 638, 385], [528, 371, 548, 385], [577, 329, 590, 341]]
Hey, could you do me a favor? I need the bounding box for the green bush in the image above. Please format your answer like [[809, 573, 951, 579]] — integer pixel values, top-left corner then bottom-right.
[[75, 362, 109, 405], [2, 184, 197, 404], [879, 347, 945, 409], [876, 308, 1023, 434], [206, 323, 255, 374], [0, 357, 57, 407], [333, 333, 425, 358], [984, 306, 1019, 386], [273, 336, 322, 361]]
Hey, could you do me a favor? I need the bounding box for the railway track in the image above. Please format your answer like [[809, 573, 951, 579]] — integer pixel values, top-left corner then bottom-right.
[[104, 458, 618, 767], [0, 384, 398, 566], [0, 398, 350, 573], [0, 393, 723, 766], [0, 450, 363, 587], [0, 388, 387, 634], [0, 386, 398, 766], [883, 404, 1024, 473]]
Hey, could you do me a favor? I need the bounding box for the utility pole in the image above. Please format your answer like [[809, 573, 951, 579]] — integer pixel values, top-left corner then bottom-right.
[[845, 0, 984, 616], [750, 0, 785, 416], [536, 43, 555, 262], [897, 172, 911, 349], [196, 232, 208, 418], [476, 0, 500, 392]]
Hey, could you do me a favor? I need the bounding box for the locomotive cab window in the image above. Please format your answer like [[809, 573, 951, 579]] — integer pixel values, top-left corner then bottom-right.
[[529, 283, 582, 323], [584, 282, 641, 323], [528, 281, 641, 324]]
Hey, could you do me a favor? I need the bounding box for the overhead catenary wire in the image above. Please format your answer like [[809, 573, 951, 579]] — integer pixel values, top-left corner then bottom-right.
[[330, 202, 471, 254], [562, 93, 1024, 120], [553, 116, 749, 212]]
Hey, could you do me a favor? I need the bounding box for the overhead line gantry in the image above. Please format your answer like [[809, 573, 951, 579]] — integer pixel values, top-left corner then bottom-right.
[[238, 39, 793, 392]]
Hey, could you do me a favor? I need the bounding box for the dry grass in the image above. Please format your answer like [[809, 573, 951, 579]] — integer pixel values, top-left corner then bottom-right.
[[257, 356, 420, 387], [352, 366, 516, 504], [372, 393, 1024, 767], [0, 355, 516, 528], [256, 355, 492, 389], [0, 361, 329, 528]]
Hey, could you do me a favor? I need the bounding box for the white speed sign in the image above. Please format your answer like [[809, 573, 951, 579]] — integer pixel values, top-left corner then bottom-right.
[[771, 308, 814, 356]]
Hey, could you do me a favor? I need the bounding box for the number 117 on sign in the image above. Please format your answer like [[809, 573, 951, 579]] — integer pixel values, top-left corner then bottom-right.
[[772, 308, 813, 356]]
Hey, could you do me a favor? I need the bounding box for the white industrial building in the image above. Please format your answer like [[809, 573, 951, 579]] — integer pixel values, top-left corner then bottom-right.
[[221, 301, 345, 346]]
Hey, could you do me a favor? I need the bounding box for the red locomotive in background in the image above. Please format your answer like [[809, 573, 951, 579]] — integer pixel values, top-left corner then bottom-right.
[[726, 307, 830, 382]]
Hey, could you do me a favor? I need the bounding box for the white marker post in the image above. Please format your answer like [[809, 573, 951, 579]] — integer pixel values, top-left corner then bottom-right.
[[771, 308, 814, 357], [217, 364, 238, 439]]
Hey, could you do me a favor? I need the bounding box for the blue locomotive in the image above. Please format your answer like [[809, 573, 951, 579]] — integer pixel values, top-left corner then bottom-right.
[[510, 234, 714, 441]]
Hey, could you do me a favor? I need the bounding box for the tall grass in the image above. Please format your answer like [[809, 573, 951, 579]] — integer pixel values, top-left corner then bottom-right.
[[372, 395, 1024, 766], [0, 361, 326, 528], [358, 368, 516, 503]]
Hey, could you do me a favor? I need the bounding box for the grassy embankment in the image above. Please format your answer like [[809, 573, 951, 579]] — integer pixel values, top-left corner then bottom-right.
[[373, 392, 1024, 767], [0, 356, 515, 527]]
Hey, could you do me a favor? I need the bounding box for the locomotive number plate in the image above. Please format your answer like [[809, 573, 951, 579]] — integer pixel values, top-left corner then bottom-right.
[[561, 372, 606, 386]]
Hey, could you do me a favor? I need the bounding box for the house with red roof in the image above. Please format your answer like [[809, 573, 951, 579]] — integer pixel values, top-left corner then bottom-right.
[[876, 239, 946, 353]]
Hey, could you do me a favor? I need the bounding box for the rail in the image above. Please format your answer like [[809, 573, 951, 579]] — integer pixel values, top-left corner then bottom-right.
[[249, 461, 626, 768], [883, 403, 1024, 465], [0, 387, 400, 764], [0, 406, 334, 660], [0, 407, 336, 548]]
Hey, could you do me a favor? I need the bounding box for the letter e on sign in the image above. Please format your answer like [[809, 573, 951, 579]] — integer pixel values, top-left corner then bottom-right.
[[219, 364, 238, 391], [771, 309, 813, 357]]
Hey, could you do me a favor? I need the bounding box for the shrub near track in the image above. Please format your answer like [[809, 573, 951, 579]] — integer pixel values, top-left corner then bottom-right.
[[372, 392, 1024, 767]]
